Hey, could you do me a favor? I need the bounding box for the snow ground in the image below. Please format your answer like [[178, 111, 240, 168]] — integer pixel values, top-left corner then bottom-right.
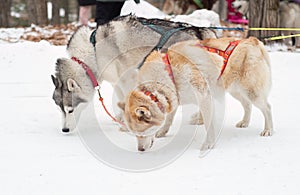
[[1, 36, 300, 195], [1, 1, 300, 194]]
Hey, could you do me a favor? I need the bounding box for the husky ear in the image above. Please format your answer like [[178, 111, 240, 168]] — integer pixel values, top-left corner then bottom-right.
[[51, 75, 62, 88], [67, 78, 80, 92], [51, 75, 58, 88], [135, 107, 151, 120], [118, 102, 126, 111]]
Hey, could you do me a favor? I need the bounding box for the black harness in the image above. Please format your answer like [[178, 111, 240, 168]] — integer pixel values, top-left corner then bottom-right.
[[137, 20, 188, 69], [89, 19, 189, 69]]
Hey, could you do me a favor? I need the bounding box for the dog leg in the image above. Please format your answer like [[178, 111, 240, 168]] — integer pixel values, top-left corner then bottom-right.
[[155, 109, 177, 138], [197, 92, 216, 151], [253, 99, 273, 136], [230, 92, 252, 128], [189, 112, 204, 125]]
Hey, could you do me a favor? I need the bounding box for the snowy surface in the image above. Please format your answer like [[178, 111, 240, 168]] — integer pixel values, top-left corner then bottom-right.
[[1, 1, 300, 195], [121, 0, 167, 19], [1, 36, 300, 195]]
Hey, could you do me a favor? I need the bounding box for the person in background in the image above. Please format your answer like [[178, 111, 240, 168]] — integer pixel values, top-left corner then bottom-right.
[[78, 0, 96, 26], [96, 0, 140, 26]]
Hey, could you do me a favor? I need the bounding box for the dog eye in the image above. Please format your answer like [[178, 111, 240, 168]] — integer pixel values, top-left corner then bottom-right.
[[64, 106, 74, 114]]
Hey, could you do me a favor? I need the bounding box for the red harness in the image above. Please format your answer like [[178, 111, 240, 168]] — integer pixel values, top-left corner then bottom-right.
[[141, 88, 164, 113], [140, 53, 175, 113], [195, 40, 240, 79], [162, 53, 176, 84], [138, 41, 240, 113]]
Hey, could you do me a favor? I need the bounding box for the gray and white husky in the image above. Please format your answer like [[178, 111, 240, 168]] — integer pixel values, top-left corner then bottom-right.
[[51, 15, 217, 133]]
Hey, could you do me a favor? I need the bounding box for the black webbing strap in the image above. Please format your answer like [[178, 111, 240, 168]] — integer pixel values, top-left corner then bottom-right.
[[137, 22, 187, 69], [90, 29, 97, 47]]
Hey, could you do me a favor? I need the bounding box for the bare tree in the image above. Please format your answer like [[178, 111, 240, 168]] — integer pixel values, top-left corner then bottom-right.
[[26, 0, 48, 25], [51, 0, 60, 25], [248, 0, 280, 40], [0, 0, 12, 27], [217, 0, 227, 21]]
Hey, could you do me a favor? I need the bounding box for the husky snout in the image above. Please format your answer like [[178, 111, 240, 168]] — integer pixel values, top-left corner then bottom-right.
[[62, 128, 70, 133], [61, 106, 77, 134], [137, 135, 154, 151]]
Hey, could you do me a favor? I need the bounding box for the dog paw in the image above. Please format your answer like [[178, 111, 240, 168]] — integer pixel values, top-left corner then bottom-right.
[[155, 129, 168, 138], [236, 120, 249, 128], [115, 113, 124, 122], [119, 126, 128, 132], [189, 113, 204, 125], [200, 142, 215, 151], [260, 129, 272, 136]]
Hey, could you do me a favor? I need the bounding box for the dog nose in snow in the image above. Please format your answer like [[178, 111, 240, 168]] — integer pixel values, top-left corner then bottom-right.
[[62, 128, 70, 133]]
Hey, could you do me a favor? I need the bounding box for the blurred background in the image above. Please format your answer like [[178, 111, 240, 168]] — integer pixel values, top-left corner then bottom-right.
[[0, 0, 222, 27], [1, 0, 299, 48]]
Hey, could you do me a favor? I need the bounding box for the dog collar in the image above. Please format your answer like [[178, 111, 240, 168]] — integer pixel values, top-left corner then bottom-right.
[[141, 88, 164, 113], [71, 57, 99, 89], [71, 56, 126, 127], [195, 40, 240, 79]]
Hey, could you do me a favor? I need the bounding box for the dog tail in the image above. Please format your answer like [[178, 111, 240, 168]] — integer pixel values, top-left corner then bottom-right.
[[258, 40, 271, 68]]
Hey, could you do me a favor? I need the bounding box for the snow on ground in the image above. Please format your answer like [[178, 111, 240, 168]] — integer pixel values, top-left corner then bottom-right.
[[1, 36, 300, 195], [1, 1, 300, 194]]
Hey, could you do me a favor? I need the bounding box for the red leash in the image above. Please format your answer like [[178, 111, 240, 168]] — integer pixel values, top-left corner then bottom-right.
[[71, 57, 126, 127], [97, 90, 126, 127]]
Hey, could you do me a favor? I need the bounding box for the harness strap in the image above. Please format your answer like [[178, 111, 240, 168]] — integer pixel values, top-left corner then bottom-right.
[[151, 26, 187, 50], [137, 22, 188, 69], [162, 53, 176, 85], [195, 40, 240, 79], [90, 29, 97, 47]]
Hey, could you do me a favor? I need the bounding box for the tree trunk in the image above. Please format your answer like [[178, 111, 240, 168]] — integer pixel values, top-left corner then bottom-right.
[[26, 0, 48, 25], [248, 0, 280, 41], [27, 0, 38, 25], [51, 0, 60, 25], [36, 0, 48, 25], [0, 0, 12, 27], [218, 0, 227, 21]]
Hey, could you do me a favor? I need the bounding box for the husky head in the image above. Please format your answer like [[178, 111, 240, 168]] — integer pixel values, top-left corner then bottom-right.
[[51, 26, 97, 133], [51, 58, 95, 133], [118, 90, 166, 151], [232, 0, 249, 17]]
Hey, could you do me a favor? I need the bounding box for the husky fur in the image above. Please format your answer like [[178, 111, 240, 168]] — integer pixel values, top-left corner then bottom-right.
[[121, 36, 273, 151], [51, 15, 217, 133]]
